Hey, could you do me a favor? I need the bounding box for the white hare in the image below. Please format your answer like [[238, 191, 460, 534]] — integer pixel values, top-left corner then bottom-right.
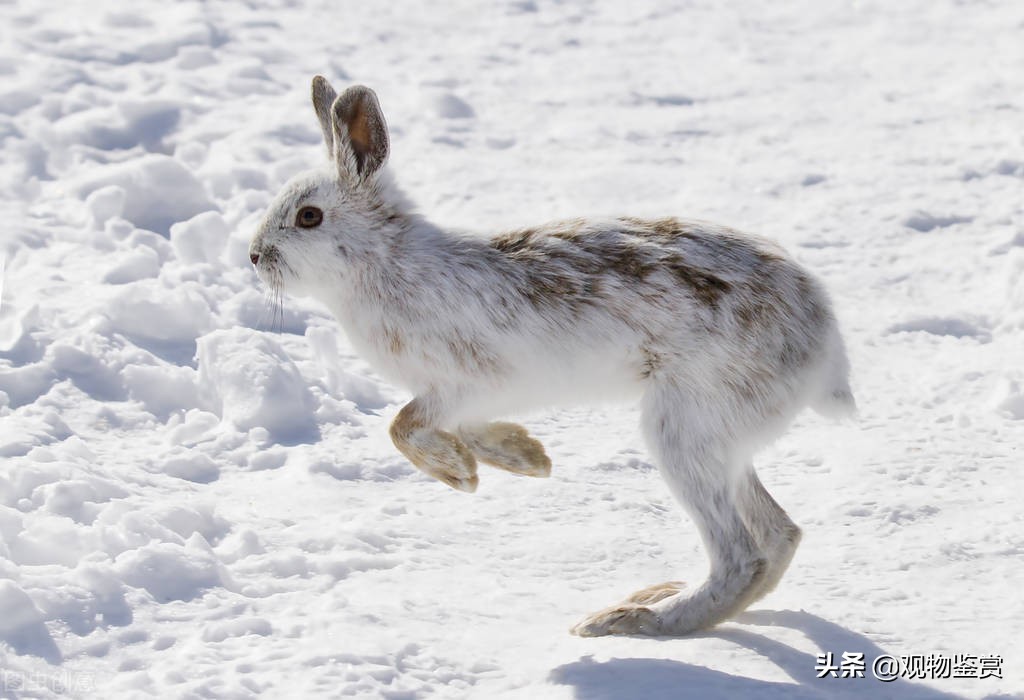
[[249, 77, 855, 637]]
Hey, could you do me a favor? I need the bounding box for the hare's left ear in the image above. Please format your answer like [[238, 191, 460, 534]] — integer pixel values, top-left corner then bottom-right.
[[330, 85, 390, 183], [311, 75, 338, 158]]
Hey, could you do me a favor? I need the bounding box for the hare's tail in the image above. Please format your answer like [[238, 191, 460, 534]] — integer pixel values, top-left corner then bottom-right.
[[811, 323, 856, 419]]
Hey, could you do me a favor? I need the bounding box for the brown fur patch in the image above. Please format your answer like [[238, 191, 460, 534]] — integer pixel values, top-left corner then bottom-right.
[[618, 216, 648, 228], [624, 581, 686, 605], [639, 347, 663, 379], [547, 218, 588, 241], [388, 401, 423, 444], [381, 325, 404, 354], [490, 217, 750, 317], [446, 337, 502, 373], [648, 217, 682, 238], [608, 242, 657, 279], [619, 216, 691, 243], [734, 300, 766, 330], [733, 262, 781, 331], [663, 255, 732, 307], [491, 228, 538, 254], [523, 271, 584, 313]]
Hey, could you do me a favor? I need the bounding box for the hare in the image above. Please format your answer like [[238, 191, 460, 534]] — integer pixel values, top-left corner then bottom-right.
[[248, 77, 855, 637]]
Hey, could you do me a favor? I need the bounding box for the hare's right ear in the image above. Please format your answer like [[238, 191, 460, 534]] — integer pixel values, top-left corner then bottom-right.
[[330, 85, 390, 184], [311, 75, 339, 158]]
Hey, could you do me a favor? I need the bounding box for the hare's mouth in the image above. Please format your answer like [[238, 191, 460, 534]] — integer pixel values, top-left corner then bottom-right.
[[254, 246, 289, 284], [254, 247, 292, 332]]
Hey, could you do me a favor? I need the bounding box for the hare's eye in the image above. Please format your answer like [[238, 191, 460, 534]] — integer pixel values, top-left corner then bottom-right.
[[295, 206, 323, 228]]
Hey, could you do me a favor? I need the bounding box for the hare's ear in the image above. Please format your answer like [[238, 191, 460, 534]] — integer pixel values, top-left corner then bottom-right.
[[331, 86, 390, 183], [311, 75, 338, 158]]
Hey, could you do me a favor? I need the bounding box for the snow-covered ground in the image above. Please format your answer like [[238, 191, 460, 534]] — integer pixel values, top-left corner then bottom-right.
[[2, 0, 1022, 697]]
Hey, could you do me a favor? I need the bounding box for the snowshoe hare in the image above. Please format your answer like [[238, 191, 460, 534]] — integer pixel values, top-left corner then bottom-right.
[[249, 77, 855, 637]]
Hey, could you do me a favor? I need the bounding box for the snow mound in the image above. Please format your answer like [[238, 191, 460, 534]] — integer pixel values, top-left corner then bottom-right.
[[71, 155, 215, 236], [122, 363, 201, 419], [196, 328, 318, 444], [85, 185, 127, 228], [104, 280, 213, 362], [169, 211, 230, 265], [101, 246, 161, 285], [159, 451, 220, 484], [52, 99, 180, 152], [114, 535, 229, 603], [0, 579, 44, 636], [993, 378, 1024, 420], [0, 579, 59, 662], [305, 326, 388, 410], [0, 410, 70, 457], [201, 617, 272, 643]]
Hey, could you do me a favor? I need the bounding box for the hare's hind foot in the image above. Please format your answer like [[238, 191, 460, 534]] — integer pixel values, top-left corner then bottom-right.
[[571, 561, 765, 638], [390, 401, 479, 493], [458, 422, 551, 477], [571, 603, 662, 637], [569, 581, 684, 637]]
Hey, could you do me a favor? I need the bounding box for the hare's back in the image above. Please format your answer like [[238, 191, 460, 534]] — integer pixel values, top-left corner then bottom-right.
[[489, 216, 822, 319]]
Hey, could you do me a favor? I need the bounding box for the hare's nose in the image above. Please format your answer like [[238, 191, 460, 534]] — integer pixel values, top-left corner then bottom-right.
[[250, 252, 260, 266]]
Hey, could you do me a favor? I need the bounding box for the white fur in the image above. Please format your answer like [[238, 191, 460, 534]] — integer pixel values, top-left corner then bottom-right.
[[249, 78, 855, 636]]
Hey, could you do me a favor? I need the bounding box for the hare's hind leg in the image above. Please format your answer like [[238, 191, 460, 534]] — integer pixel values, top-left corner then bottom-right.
[[737, 468, 802, 602], [390, 397, 478, 493], [572, 382, 767, 637], [457, 422, 551, 477]]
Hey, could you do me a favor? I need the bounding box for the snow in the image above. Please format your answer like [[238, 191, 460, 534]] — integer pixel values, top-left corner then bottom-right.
[[1, 0, 1023, 698], [196, 329, 318, 444], [72, 156, 215, 237]]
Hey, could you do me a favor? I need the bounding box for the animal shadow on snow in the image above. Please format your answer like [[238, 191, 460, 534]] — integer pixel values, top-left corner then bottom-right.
[[552, 610, 1007, 700]]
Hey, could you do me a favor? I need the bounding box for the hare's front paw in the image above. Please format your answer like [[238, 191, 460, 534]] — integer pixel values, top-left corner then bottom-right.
[[396, 428, 479, 493], [458, 422, 551, 477], [390, 402, 479, 492]]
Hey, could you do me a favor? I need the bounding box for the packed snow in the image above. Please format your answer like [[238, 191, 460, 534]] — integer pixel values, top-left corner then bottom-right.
[[1, 0, 1022, 698]]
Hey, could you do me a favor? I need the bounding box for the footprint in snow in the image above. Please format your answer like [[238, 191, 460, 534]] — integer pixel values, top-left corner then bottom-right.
[[902, 210, 972, 233], [433, 93, 475, 120], [885, 317, 991, 343]]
